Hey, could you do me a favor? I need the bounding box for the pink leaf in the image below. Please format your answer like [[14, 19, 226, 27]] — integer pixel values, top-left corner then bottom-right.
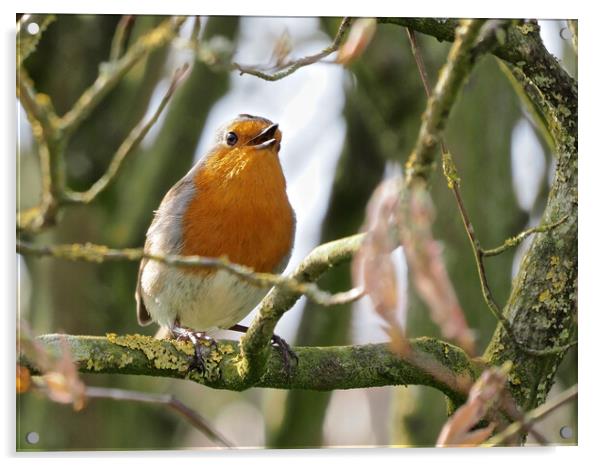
[[353, 176, 408, 355], [436, 363, 510, 447], [402, 188, 476, 355], [337, 18, 377, 65]]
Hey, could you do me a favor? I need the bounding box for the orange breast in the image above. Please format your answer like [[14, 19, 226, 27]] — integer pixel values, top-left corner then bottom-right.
[[181, 146, 294, 273]]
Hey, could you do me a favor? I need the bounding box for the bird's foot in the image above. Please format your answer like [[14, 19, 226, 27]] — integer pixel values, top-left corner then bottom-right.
[[270, 333, 298, 377], [170, 325, 218, 373], [228, 324, 298, 377]]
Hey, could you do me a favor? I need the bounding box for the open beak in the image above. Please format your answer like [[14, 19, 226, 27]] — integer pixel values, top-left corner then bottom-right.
[[246, 123, 279, 149]]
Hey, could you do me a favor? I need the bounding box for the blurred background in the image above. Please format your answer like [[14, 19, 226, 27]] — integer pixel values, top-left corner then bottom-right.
[[17, 16, 577, 450]]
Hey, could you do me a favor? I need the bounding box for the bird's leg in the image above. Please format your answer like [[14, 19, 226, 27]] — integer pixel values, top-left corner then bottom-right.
[[170, 321, 218, 373], [228, 324, 298, 375]]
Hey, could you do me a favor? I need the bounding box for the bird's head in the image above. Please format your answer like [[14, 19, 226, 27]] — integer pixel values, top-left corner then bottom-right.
[[215, 114, 281, 155], [196, 114, 286, 193]]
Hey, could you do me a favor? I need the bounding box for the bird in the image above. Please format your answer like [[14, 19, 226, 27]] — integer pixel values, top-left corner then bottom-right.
[[135, 114, 296, 369]]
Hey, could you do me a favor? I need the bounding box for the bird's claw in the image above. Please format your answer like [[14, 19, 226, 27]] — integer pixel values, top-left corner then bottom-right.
[[171, 326, 218, 373], [270, 334, 298, 377]]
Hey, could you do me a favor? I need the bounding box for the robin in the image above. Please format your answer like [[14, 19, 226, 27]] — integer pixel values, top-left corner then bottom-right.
[[135, 114, 296, 369]]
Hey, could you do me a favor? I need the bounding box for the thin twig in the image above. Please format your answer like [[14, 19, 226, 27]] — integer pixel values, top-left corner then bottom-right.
[[495, 388, 549, 445], [63, 64, 190, 204], [17, 68, 59, 147], [109, 15, 135, 62], [485, 384, 577, 446], [231, 17, 351, 81], [17, 68, 64, 231], [16, 239, 365, 308], [443, 150, 576, 356], [84, 386, 233, 448], [482, 216, 569, 257], [406, 29, 432, 99]]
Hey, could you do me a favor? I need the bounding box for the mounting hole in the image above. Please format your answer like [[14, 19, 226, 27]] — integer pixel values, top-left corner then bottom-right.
[[559, 27, 571, 40], [26, 22, 40, 35], [559, 425, 573, 439], [25, 431, 39, 444]]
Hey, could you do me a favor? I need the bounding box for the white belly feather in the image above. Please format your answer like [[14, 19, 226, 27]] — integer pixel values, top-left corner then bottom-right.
[[140, 260, 268, 331]]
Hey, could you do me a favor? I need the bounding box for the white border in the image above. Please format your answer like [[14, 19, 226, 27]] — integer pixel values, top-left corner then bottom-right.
[[4, 1, 598, 465]]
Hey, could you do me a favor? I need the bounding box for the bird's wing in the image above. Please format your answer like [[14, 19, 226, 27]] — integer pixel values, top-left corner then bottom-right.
[[134, 173, 197, 327]]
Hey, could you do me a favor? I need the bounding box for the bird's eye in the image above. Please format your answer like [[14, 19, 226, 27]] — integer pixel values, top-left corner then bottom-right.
[[226, 132, 238, 146]]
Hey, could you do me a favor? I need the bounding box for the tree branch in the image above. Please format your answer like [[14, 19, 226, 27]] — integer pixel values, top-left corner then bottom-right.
[[16, 236, 364, 308], [382, 18, 577, 160], [17, 68, 64, 231], [380, 18, 564, 70], [21, 334, 476, 405], [481, 216, 568, 257], [404, 19, 486, 186], [19, 230, 477, 402], [482, 26, 577, 411], [443, 152, 574, 356], [109, 15, 135, 62], [230, 17, 351, 81]]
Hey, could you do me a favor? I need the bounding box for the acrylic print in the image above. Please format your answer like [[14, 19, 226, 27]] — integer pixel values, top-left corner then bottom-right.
[[16, 15, 577, 450]]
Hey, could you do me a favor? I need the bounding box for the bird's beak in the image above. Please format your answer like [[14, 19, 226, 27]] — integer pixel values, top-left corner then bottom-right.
[[246, 123, 279, 149]]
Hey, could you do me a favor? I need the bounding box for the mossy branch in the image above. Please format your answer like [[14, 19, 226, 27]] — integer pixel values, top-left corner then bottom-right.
[[404, 23, 573, 358], [379, 18, 573, 73], [381, 18, 577, 158], [482, 23, 577, 411], [383, 16, 577, 413], [443, 152, 574, 357], [21, 334, 476, 405], [481, 216, 568, 257], [18, 233, 478, 400], [405, 19, 486, 185]]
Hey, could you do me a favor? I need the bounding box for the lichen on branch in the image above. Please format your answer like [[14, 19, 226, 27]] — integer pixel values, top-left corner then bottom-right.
[[21, 333, 476, 404]]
